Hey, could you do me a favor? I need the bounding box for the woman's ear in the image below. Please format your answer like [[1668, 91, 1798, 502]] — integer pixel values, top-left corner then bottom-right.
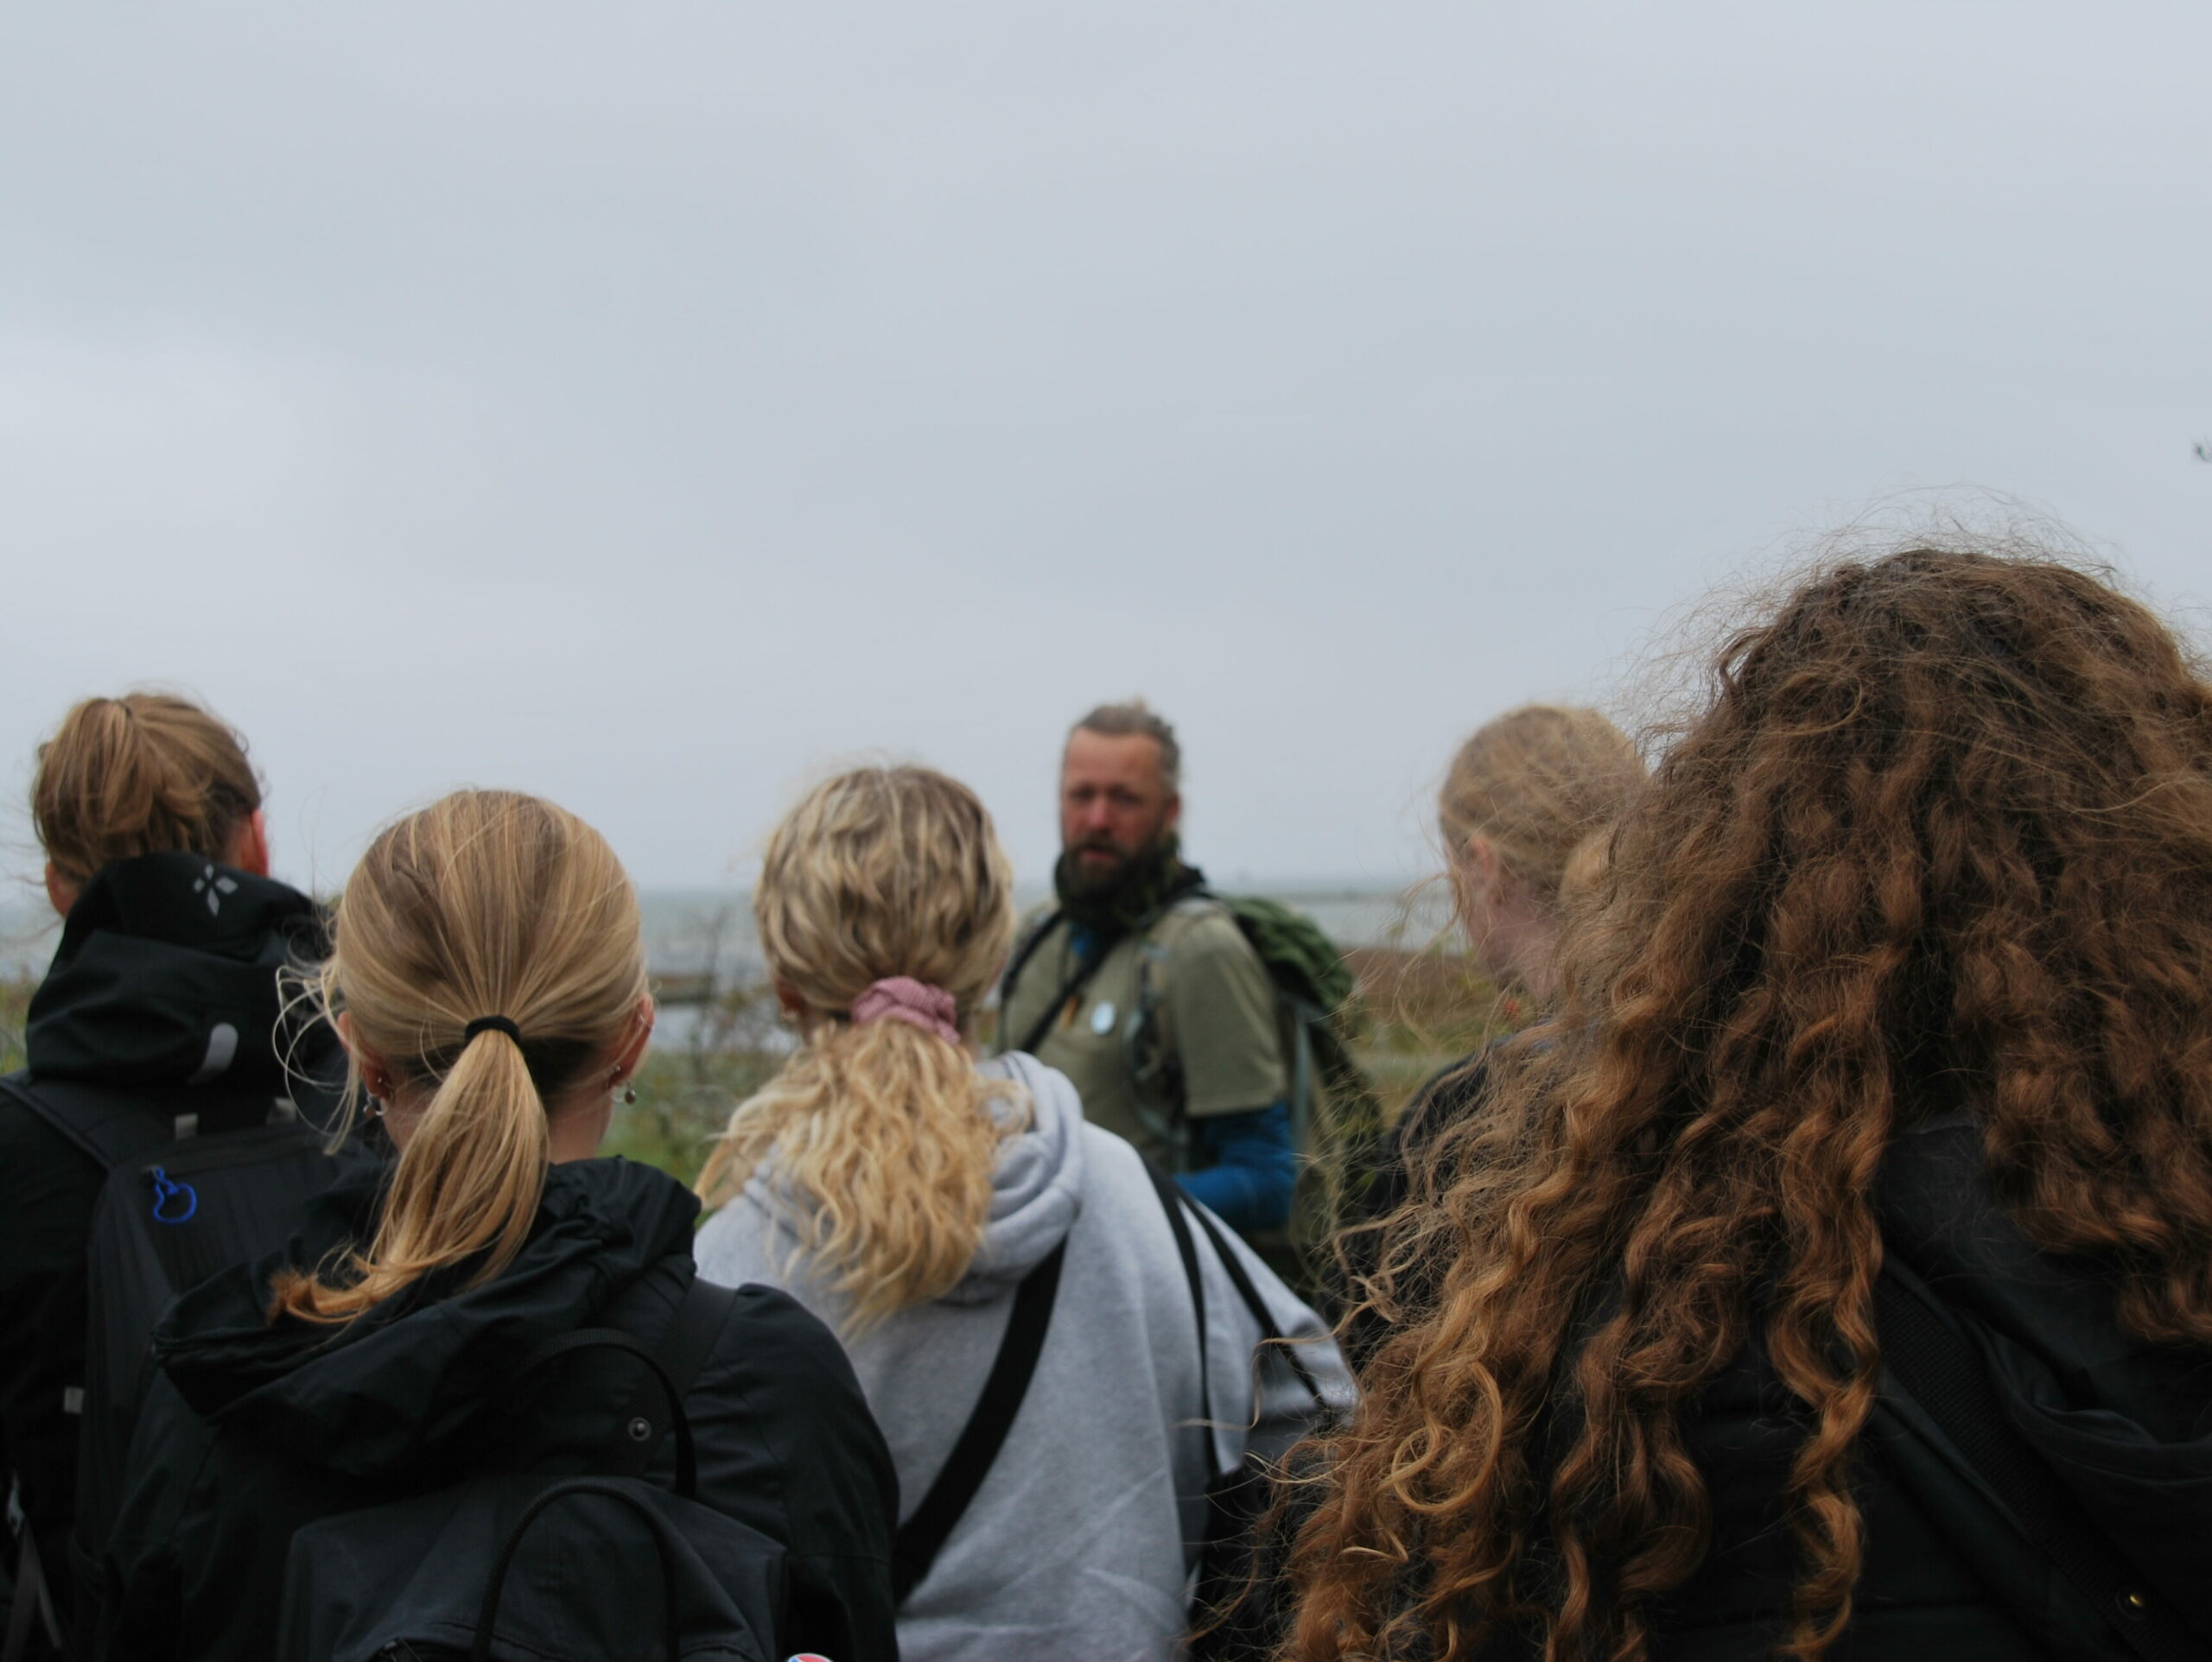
[[611, 994, 656, 1084], [336, 1013, 397, 1101], [1457, 834, 1503, 899], [774, 980, 806, 1018], [44, 861, 79, 918]]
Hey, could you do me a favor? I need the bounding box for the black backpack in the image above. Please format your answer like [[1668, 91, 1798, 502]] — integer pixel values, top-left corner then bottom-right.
[[276, 1274, 792, 1662], [0, 1069, 346, 1654]]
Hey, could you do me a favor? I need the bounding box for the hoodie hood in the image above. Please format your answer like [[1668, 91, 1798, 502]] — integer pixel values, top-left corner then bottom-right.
[[27, 850, 331, 1092], [1878, 1110, 2212, 1625], [151, 1156, 701, 1481], [738, 1050, 1086, 1306]]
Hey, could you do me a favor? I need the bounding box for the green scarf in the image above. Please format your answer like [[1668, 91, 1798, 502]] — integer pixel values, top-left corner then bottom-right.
[[1053, 834, 1207, 942]]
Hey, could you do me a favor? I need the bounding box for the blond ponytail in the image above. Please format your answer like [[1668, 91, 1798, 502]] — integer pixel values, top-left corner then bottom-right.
[[698, 766, 1021, 1329], [270, 790, 645, 1326]]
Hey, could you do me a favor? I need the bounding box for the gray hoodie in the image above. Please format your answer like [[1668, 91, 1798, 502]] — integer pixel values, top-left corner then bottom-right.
[[694, 1051, 1354, 1662]]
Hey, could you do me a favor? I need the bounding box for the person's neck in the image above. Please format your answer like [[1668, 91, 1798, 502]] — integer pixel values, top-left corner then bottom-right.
[[1509, 914, 1564, 1004]]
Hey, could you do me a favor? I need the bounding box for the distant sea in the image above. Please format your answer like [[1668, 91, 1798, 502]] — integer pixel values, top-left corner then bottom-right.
[[3, 882, 1448, 1050]]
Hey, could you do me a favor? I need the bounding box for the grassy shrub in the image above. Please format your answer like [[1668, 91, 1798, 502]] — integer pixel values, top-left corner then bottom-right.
[[1344, 946, 1525, 1124], [604, 979, 786, 1183]]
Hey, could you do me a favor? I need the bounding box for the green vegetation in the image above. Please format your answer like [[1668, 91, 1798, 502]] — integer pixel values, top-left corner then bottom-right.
[[1345, 946, 1522, 1125], [603, 980, 785, 1183], [0, 974, 31, 1075]]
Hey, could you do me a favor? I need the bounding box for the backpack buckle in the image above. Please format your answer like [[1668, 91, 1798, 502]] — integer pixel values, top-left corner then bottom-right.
[[149, 1166, 199, 1225]]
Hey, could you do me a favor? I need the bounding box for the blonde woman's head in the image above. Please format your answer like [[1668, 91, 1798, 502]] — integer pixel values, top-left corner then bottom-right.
[[1440, 705, 1645, 996], [33, 692, 266, 913], [757, 764, 1015, 1029], [702, 765, 1023, 1328], [270, 790, 652, 1325]]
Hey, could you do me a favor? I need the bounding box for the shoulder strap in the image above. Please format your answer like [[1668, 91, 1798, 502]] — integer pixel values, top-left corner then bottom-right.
[[998, 910, 1066, 1018], [1180, 1191, 1329, 1416], [606, 1273, 739, 1481], [1144, 1158, 1328, 1430], [1142, 1157, 1211, 1424], [0, 1071, 175, 1171], [1003, 910, 1116, 1060], [891, 1239, 1067, 1604], [1873, 1268, 2198, 1661]]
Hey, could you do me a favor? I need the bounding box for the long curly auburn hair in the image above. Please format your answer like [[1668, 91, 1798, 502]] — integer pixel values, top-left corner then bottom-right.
[[1289, 546, 2212, 1660]]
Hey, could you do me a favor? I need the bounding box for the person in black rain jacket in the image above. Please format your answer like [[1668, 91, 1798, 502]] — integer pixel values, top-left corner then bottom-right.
[[1281, 548, 2212, 1661], [93, 790, 899, 1662], [1332, 706, 1642, 1370], [0, 693, 339, 1640]]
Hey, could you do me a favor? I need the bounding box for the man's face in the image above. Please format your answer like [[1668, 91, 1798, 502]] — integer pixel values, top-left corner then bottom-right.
[[1058, 728, 1181, 891]]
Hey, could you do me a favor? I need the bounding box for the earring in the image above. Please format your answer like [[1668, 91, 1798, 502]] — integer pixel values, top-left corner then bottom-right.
[[623, 1085, 638, 1106]]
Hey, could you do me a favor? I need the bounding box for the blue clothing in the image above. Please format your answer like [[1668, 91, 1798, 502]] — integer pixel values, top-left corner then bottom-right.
[[1176, 1102, 1295, 1232]]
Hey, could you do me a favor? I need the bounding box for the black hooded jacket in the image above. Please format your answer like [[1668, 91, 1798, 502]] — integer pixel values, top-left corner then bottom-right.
[[1640, 1110, 2212, 1659], [94, 1156, 900, 1662], [0, 853, 338, 1619], [1335, 1079, 2212, 1659]]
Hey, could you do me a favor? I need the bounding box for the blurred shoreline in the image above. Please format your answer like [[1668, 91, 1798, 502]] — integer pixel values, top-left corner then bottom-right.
[[3, 879, 1459, 1048]]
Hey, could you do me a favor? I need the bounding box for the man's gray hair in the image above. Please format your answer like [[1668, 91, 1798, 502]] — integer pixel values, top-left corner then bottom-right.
[[1068, 699, 1182, 796]]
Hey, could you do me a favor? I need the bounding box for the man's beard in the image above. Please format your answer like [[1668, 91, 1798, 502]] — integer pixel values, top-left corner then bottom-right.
[[1052, 830, 1200, 936], [1059, 835, 1151, 900]]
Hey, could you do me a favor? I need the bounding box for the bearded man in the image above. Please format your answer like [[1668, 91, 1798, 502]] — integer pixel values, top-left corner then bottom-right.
[[994, 701, 1294, 1233]]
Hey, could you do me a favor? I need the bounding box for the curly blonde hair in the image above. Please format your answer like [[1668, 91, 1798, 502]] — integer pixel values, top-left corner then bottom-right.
[[1289, 546, 2212, 1660], [698, 765, 1024, 1328]]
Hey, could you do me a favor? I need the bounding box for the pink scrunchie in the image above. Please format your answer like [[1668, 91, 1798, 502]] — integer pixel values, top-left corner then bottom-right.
[[849, 976, 963, 1046]]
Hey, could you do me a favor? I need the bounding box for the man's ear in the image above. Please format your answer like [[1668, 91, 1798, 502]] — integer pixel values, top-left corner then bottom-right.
[[1162, 793, 1184, 834], [44, 861, 79, 918], [228, 809, 271, 878]]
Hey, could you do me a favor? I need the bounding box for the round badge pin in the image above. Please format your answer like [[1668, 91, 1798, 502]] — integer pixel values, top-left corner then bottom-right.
[[1090, 999, 1117, 1036]]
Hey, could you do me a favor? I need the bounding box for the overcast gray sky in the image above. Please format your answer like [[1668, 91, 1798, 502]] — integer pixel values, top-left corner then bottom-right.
[[3, 2, 2207, 897]]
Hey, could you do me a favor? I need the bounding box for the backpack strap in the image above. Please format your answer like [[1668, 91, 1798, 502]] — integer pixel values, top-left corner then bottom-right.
[[890, 1238, 1067, 1604], [1873, 1266, 2198, 1661], [3, 1490, 63, 1662], [1143, 1157, 1212, 1414], [1001, 910, 1107, 1059], [1154, 1165, 1328, 1418], [470, 1478, 686, 1662], [0, 1069, 299, 1165], [606, 1274, 738, 1481], [0, 1071, 177, 1171], [509, 1328, 703, 1501]]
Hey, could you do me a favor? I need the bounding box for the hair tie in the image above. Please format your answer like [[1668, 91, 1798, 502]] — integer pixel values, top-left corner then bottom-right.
[[849, 978, 963, 1046], [463, 1015, 522, 1045]]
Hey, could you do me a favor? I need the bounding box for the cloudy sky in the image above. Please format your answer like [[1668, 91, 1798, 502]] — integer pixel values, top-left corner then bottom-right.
[[3, 2, 2207, 898]]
